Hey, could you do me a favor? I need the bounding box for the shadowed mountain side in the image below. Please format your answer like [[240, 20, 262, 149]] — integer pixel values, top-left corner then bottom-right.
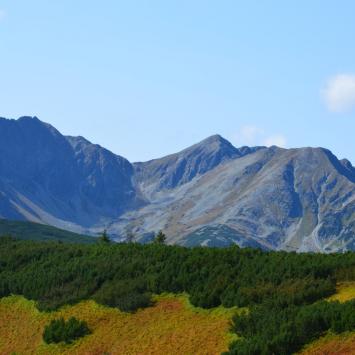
[[0, 117, 143, 232], [0, 116, 354, 251]]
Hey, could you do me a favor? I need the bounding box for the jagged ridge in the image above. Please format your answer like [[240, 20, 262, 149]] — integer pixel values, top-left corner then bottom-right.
[[0, 116, 354, 252]]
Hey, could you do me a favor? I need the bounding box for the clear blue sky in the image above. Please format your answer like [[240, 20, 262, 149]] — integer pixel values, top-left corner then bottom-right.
[[1, 1, 355, 163]]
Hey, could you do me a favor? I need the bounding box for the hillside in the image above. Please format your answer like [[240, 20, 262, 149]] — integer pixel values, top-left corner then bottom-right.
[[299, 282, 355, 354], [0, 116, 354, 251], [0, 219, 95, 244], [0, 238, 355, 354], [0, 294, 236, 355], [1, 289, 354, 355]]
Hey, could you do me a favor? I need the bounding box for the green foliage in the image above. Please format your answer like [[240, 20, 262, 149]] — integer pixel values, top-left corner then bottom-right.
[[227, 299, 355, 355], [0, 237, 354, 353], [97, 229, 111, 244], [94, 278, 152, 312], [43, 317, 90, 344], [0, 219, 95, 244], [153, 230, 166, 244]]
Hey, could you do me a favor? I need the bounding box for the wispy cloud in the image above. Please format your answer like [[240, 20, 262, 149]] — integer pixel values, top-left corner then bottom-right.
[[322, 74, 355, 113], [263, 134, 287, 148], [233, 125, 287, 148], [236, 125, 264, 145]]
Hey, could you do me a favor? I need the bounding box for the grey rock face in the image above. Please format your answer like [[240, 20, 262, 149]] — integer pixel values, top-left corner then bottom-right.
[[0, 117, 142, 232], [133, 135, 246, 191], [0, 116, 354, 251]]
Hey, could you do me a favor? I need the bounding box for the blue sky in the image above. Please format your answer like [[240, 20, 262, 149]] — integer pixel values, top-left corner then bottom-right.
[[1, 1, 355, 163]]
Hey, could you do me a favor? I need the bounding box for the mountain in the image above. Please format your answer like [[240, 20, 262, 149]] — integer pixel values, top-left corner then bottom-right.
[[133, 135, 259, 191], [0, 116, 143, 233], [0, 116, 354, 251], [120, 145, 355, 252]]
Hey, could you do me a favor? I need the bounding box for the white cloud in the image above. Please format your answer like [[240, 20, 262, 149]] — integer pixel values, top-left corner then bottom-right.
[[322, 74, 355, 113], [232, 125, 287, 148], [234, 125, 264, 146], [263, 134, 287, 148]]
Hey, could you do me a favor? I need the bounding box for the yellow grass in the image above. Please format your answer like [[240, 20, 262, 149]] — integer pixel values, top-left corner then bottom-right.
[[299, 332, 355, 355], [299, 282, 355, 355], [327, 282, 355, 303], [0, 294, 238, 355]]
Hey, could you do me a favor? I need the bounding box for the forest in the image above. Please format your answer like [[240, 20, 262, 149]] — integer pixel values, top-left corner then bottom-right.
[[0, 236, 354, 354]]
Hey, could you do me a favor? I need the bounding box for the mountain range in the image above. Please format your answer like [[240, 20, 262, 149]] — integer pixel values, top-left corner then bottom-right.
[[0, 116, 354, 252]]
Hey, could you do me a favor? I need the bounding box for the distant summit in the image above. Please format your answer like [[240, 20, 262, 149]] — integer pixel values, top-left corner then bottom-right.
[[0, 116, 142, 228], [0, 116, 354, 252], [133, 134, 246, 190]]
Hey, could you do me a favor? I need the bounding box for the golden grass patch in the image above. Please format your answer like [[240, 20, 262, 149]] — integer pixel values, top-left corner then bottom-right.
[[0, 294, 237, 355], [299, 332, 355, 355], [327, 282, 355, 303]]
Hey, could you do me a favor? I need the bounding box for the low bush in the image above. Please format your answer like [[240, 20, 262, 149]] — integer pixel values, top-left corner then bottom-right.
[[43, 317, 90, 344], [93, 278, 152, 312], [227, 299, 355, 355]]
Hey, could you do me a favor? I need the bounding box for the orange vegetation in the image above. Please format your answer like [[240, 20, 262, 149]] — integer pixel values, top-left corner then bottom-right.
[[299, 282, 355, 355], [300, 332, 355, 355], [0, 294, 237, 355]]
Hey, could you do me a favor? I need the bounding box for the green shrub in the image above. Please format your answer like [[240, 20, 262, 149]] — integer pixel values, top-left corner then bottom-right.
[[227, 299, 355, 355], [94, 278, 152, 312], [43, 317, 91, 344]]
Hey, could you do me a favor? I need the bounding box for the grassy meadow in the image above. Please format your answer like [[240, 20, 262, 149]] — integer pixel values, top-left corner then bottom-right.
[[0, 294, 238, 355]]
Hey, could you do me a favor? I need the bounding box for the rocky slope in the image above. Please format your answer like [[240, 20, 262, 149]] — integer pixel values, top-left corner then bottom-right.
[[0, 116, 354, 251], [0, 116, 142, 232]]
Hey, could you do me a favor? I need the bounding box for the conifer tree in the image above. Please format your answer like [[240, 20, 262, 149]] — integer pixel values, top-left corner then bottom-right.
[[154, 230, 166, 244], [98, 229, 110, 243]]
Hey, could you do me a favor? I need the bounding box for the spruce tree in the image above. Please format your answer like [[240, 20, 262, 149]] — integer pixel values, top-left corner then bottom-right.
[[154, 230, 166, 244]]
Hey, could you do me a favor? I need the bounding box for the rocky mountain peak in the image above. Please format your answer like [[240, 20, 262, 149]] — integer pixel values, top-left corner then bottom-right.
[[134, 135, 245, 190], [0, 116, 141, 228], [183, 134, 238, 154], [0, 116, 353, 252]]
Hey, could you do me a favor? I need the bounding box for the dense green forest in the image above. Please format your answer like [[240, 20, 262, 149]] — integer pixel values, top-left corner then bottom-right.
[[0, 219, 95, 244], [0, 237, 354, 354]]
